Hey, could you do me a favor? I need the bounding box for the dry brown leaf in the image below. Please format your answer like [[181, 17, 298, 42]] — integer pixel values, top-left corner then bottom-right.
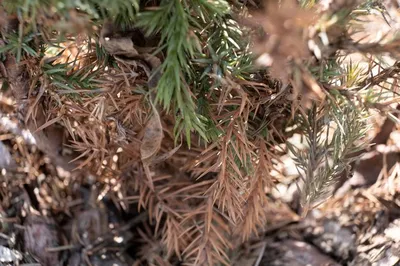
[[141, 102, 163, 190], [140, 102, 163, 161], [100, 21, 139, 57]]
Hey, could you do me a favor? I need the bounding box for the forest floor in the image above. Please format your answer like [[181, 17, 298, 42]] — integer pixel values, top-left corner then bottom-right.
[[1, 6, 400, 266], [0, 90, 400, 266], [257, 112, 400, 266], [225, 106, 400, 266]]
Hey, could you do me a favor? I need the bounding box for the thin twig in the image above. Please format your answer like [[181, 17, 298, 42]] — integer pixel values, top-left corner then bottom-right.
[[254, 241, 267, 266]]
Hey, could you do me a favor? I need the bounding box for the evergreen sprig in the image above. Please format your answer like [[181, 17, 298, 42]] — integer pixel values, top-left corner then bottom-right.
[[136, 0, 241, 144], [0, 32, 39, 62], [42, 62, 101, 94], [288, 99, 369, 211]]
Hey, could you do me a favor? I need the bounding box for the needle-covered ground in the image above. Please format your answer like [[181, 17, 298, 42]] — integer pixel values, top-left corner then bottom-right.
[[1, 0, 400, 265]]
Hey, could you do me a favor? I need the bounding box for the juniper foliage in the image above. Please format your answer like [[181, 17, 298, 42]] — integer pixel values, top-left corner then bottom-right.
[[1, 0, 400, 265]]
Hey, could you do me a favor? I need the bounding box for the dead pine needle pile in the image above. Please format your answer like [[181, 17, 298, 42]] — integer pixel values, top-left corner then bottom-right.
[[0, 0, 400, 265]]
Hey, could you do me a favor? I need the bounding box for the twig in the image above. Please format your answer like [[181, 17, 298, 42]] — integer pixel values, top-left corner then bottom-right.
[[254, 241, 267, 266], [46, 245, 79, 252]]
